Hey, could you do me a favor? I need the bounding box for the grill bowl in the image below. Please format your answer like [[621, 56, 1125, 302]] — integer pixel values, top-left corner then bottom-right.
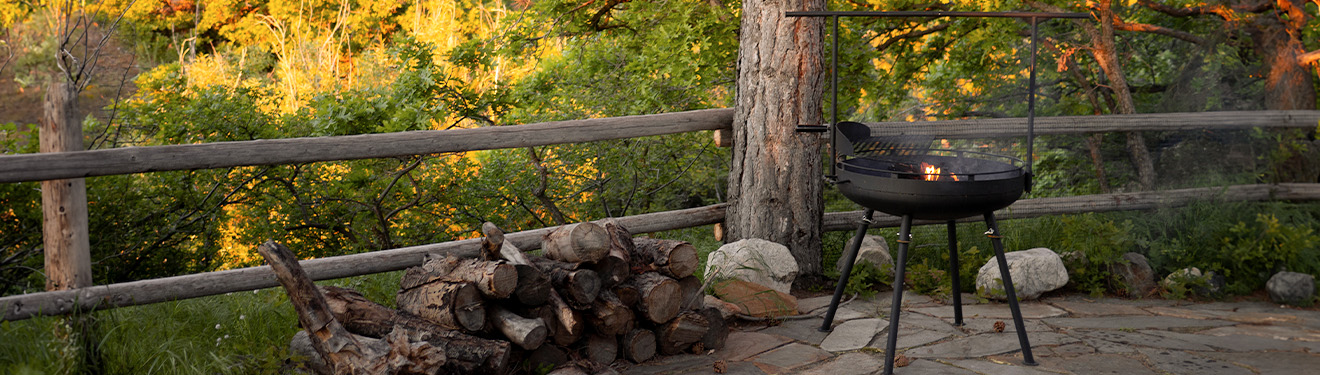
[[836, 150, 1025, 220]]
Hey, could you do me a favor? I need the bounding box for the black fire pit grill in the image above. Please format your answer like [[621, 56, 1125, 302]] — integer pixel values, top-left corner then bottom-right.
[[785, 10, 1089, 375]]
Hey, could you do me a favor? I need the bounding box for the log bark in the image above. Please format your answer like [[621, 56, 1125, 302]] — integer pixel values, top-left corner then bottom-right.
[[655, 311, 710, 356], [620, 328, 657, 364], [513, 263, 552, 306], [632, 238, 699, 279], [612, 284, 640, 308], [542, 222, 611, 263], [489, 305, 548, 350], [625, 273, 682, 324], [581, 334, 618, 365], [586, 290, 634, 336], [501, 241, 586, 341], [532, 257, 601, 308], [526, 344, 570, 371], [319, 286, 512, 373], [528, 305, 584, 347], [396, 280, 485, 332], [480, 222, 505, 261], [400, 254, 517, 299], [726, 0, 826, 275], [593, 220, 635, 287]]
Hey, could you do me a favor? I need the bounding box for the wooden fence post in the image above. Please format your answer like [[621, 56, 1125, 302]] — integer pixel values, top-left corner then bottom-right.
[[41, 81, 92, 291]]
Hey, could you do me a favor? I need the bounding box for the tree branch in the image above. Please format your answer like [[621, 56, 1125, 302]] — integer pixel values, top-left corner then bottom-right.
[[1301, 50, 1320, 66], [1112, 18, 1208, 45], [1136, 0, 1273, 20]]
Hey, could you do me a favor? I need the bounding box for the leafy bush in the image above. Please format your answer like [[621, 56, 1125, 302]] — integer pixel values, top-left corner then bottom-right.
[[1057, 213, 1135, 297], [843, 261, 892, 299], [1217, 214, 1320, 294]]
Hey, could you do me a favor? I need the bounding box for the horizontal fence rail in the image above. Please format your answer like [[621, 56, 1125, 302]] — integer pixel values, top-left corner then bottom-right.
[[823, 183, 1320, 230], [864, 110, 1320, 139], [0, 204, 726, 321], [0, 109, 735, 183]]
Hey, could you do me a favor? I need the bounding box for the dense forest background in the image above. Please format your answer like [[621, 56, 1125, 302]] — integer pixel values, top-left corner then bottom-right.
[[1, 0, 1318, 296]]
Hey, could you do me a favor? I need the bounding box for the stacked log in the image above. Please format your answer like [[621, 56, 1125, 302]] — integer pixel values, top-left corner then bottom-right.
[[267, 221, 727, 375]]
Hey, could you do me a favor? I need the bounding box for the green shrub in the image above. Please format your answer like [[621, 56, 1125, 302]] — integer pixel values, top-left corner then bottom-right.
[[1057, 213, 1135, 297], [1218, 214, 1320, 294]]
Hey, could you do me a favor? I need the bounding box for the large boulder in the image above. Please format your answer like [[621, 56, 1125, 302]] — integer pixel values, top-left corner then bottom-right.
[[975, 248, 1068, 300], [704, 238, 798, 294], [1267, 271, 1315, 306], [835, 234, 893, 276], [1112, 252, 1157, 296]]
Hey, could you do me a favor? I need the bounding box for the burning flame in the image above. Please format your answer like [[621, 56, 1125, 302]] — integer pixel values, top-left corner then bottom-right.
[[921, 162, 960, 182]]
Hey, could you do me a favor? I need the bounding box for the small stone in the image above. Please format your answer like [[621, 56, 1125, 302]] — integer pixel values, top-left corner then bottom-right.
[[1111, 253, 1156, 296], [705, 239, 799, 294], [974, 248, 1069, 300], [1266, 271, 1315, 306]]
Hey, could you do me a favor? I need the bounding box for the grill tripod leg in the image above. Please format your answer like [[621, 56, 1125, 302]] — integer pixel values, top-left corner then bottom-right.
[[881, 215, 913, 375], [984, 212, 1038, 366], [820, 209, 875, 332], [948, 220, 963, 326]]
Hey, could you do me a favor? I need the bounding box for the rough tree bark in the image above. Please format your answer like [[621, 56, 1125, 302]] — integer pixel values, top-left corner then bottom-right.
[[727, 0, 827, 275]]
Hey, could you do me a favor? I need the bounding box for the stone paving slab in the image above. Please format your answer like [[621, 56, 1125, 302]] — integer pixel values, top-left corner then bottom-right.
[[1050, 353, 1158, 374], [797, 295, 835, 314], [894, 311, 960, 334], [1140, 329, 1320, 352], [820, 318, 886, 352], [716, 331, 793, 361], [904, 332, 1079, 359], [1049, 300, 1151, 317], [756, 318, 831, 346], [1038, 342, 1095, 357], [899, 359, 980, 374], [798, 352, 884, 375], [1144, 305, 1300, 325], [867, 327, 952, 350], [1135, 347, 1253, 375], [944, 359, 1068, 375], [747, 343, 832, 371], [950, 317, 1052, 334], [624, 353, 716, 374], [720, 360, 771, 375], [1075, 329, 1212, 351], [1197, 324, 1320, 341], [1194, 351, 1320, 374], [1041, 315, 1235, 330], [910, 303, 1067, 320]]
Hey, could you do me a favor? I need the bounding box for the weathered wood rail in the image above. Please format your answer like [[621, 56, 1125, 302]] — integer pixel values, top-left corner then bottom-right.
[[3, 109, 1320, 321]]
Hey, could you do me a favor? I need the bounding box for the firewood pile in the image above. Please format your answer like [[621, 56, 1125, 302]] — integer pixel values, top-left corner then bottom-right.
[[261, 220, 727, 375]]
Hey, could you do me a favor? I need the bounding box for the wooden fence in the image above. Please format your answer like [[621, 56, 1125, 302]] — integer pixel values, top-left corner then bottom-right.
[[2, 109, 1319, 321]]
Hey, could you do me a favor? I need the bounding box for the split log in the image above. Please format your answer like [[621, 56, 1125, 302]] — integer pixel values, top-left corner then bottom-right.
[[655, 311, 710, 356], [586, 290, 634, 336], [626, 272, 682, 324], [500, 241, 585, 340], [532, 257, 601, 308], [258, 241, 448, 374], [698, 307, 728, 351], [542, 222, 610, 263], [513, 263, 552, 306], [581, 334, 618, 365], [400, 254, 517, 299], [396, 280, 485, 332], [620, 328, 656, 364], [676, 275, 704, 311], [489, 305, 548, 350], [592, 220, 635, 287], [632, 238, 699, 279], [528, 305, 584, 347], [319, 286, 512, 372], [480, 222, 504, 261]]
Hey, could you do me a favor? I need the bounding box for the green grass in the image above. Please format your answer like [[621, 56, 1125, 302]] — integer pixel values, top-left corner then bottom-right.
[[0, 271, 404, 375]]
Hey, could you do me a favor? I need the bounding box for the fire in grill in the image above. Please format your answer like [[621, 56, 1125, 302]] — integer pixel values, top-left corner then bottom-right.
[[787, 9, 1090, 375]]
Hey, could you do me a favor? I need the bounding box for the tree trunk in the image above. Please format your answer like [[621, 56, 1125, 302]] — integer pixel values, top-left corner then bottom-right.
[[532, 257, 602, 308], [542, 222, 610, 263], [488, 305, 548, 350], [581, 334, 618, 365], [512, 263, 552, 306], [400, 254, 518, 299], [41, 82, 90, 291], [655, 311, 710, 355], [727, 0, 827, 275], [499, 241, 585, 340], [587, 290, 635, 336], [396, 280, 486, 332]]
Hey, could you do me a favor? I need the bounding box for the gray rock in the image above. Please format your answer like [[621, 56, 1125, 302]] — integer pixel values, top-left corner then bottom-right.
[[1111, 252, 1156, 295], [1266, 271, 1315, 305], [704, 238, 799, 294], [835, 234, 892, 275], [904, 332, 1079, 358], [801, 353, 884, 375], [1161, 267, 1224, 297], [974, 248, 1068, 300], [1136, 347, 1253, 375], [821, 318, 886, 352]]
